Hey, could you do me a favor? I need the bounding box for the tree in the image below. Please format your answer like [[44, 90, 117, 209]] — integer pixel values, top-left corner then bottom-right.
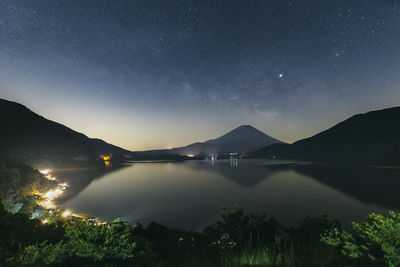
[[204, 207, 283, 249]]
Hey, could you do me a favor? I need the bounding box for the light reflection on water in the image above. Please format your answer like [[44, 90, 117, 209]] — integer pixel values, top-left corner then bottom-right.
[[57, 159, 400, 230]]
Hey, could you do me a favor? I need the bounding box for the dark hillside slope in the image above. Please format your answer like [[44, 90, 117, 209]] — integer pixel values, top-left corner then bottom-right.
[[0, 99, 131, 168], [253, 107, 400, 162]]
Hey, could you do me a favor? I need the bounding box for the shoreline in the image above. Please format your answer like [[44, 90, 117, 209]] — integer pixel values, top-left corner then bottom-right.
[[33, 169, 106, 225]]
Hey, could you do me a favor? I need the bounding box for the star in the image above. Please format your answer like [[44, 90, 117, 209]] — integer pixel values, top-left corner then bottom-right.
[[279, 74, 283, 78]]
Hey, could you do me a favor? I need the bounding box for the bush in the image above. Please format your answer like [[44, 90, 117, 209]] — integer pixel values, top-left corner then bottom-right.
[[321, 211, 400, 267], [15, 218, 152, 265], [0, 203, 64, 264]]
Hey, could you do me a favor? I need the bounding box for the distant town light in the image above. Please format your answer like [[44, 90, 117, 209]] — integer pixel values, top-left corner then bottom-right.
[[40, 169, 50, 175], [100, 154, 112, 161], [58, 182, 69, 188], [37, 173, 69, 210], [45, 174, 57, 181], [101, 154, 112, 167], [43, 188, 63, 200], [62, 210, 71, 217]]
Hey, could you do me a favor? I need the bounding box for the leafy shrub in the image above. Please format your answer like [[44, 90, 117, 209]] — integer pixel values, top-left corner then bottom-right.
[[0, 157, 51, 202], [0, 203, 64, 264], [15, 218, 152, 264], [321, 211, 400, 267]]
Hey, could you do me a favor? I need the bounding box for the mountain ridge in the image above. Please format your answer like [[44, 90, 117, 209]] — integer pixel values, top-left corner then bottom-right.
[[252, 106, 400, 163], [0, 99, 132, 168], [135, 125, 284, 156], [4, 98, 398, 165]]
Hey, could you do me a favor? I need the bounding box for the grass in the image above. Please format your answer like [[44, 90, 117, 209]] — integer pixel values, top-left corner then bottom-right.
[[155, 237, 299, 267], [221, 247, 296, 267], [220, 237, 297, 267]]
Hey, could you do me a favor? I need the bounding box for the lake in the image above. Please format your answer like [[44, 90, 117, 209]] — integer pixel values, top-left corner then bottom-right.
[[56, 159, 400, 230]]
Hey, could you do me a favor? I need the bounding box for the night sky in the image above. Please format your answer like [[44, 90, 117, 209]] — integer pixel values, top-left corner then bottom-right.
[[1, 0, 399, 150]]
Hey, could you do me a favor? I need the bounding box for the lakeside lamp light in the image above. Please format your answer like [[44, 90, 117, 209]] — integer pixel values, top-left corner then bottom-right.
[[40, 169, 50, 175], [62, 210, 71, 217]]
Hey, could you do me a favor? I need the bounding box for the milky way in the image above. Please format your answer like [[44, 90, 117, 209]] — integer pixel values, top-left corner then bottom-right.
[[1, 0, 399, 150]]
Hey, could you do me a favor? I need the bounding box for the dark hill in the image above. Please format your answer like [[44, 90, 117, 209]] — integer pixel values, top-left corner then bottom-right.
[[253, 107, 400, 163], [0, 99, 132, 168]]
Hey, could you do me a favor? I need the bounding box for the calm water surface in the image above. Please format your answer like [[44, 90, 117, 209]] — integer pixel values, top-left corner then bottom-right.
[[57, 159, 400, 230]]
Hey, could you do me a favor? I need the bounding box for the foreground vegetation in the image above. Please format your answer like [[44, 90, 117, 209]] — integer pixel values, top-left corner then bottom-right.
[[1, 203, 399, 267], [0, 156, 54, 214]]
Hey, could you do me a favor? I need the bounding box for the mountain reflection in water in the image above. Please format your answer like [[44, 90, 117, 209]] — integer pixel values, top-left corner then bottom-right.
[[56, 160, 400, 230]]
